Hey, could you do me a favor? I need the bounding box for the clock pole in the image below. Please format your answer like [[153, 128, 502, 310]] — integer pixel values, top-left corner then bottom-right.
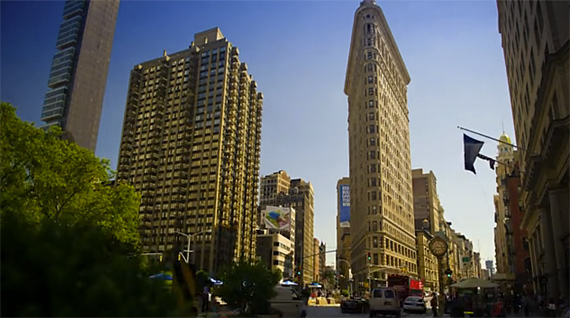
[[428, 235, 449, 317], [437, 255, 445, 317]]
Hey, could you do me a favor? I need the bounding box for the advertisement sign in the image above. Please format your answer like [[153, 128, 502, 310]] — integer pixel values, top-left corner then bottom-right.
[[263, 206, 291, 231], [339, 184, 350, 227]]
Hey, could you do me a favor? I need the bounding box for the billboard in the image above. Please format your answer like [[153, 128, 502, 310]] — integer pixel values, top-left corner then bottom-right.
[[339, 184, 350, 227], [263, 206, 292, 231]]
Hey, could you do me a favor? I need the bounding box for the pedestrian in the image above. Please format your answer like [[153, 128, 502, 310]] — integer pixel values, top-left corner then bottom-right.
[[431, 295, 438, 317], [201, 286, 211, 313], [547, 298, 557, 318]]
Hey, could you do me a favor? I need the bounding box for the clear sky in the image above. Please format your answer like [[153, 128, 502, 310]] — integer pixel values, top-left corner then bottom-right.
[[1, 0, 515, 268]]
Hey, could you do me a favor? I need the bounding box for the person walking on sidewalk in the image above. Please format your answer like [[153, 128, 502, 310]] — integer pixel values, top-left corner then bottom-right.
[[431, 295, 438, 317]]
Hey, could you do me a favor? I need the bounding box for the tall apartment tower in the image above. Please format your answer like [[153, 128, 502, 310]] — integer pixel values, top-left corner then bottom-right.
[[260, 171, 315, 285], [41, 0, 120, 151], [336, 177, 352, 290], [116, 28, 263, 274], [497, 0, 569, 301], [345, 0, 417, 289]]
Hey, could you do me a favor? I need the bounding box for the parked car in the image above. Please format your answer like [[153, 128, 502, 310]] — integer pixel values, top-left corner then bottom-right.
[[340, 298, 369, 313], [403, 296, 427, 314], [369, 288, 401, 317]]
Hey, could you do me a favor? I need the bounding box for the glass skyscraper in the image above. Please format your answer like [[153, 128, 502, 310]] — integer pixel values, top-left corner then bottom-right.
[[41, 0, 120, 151]]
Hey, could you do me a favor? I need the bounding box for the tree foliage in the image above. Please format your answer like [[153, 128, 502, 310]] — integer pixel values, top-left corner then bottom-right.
[[0, 102, 140, 245], [217, 260, 281, 315], [0, 102, 181, 316], [0, 212, 179, 317], [322, 268, 336, 290]]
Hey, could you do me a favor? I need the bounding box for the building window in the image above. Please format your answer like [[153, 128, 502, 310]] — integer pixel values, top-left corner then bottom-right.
[[374, 253, 379, 265]]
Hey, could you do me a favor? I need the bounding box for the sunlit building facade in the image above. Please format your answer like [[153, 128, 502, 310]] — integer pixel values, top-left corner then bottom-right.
[[345, 0, 417, 290], [117, 28, 263, 274], [260, 172, 315, 286]]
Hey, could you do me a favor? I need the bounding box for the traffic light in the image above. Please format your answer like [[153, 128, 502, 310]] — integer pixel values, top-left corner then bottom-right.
[[367, 252, 371, 262], [445, 269, 453, 278]]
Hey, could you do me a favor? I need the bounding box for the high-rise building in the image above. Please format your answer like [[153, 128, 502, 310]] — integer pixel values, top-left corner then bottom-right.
[[497, 0, 568, 300], [41, 0, 120, 151], [313, 238, 320, 283], [259, 170, 291, 206], [336, 177, 352, 290], [319, 241, 326, 284], [260, 172, 315, 285], [116, 28, 263, 274], [493, 134, 516, 283], [485, 260, 495, 278], [412, 169, 445, 234], [345, 0, 416, 290]]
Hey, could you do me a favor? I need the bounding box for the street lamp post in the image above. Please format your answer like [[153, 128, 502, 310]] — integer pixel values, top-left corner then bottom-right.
[[174, 230, 212, 263], [338, 258, 352, 295]]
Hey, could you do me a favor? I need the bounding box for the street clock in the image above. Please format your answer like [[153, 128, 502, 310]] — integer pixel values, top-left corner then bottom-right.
[[428, 236, 448, 257]]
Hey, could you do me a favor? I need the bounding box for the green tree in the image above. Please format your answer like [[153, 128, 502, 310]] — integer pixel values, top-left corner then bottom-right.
[[0, 102, 140, 245], [0, 102, 185, 316], [217, 260, 281, 315], [322, 268, 336, 290], [0, 211, 180, 317]]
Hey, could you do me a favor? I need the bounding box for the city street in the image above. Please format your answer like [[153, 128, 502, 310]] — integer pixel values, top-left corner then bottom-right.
[[304, 306, 435, 318]]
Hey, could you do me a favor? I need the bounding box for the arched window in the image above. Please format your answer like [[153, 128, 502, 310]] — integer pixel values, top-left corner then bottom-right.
[[367, 64, 373, 72]]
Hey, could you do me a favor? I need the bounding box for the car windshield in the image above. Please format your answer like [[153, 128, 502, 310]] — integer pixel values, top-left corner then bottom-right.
[[406, 297, 422, 302]]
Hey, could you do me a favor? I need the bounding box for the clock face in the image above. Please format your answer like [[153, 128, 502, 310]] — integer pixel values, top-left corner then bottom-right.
[[429, 237, 448, 256]]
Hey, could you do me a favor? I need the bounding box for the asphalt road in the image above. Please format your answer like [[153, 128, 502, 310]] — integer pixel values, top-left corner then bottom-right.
[[305, 306, 436, 318]]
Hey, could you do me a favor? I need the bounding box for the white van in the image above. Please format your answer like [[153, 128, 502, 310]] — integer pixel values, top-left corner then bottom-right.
[[269, 286, 303, 317], [369, 287, 401, 317]]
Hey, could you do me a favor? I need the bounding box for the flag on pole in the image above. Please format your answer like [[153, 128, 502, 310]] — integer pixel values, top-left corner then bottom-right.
[[464, 134, 484, 174], [477, 153, 497, 170]]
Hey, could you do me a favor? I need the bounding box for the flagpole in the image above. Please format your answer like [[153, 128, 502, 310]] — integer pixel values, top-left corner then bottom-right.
[[477, 153, 511, 167], [457, 126, 525, 151]]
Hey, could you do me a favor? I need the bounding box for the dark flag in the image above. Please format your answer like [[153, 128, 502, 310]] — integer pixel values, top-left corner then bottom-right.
[[477, 153, 497, 170], [464, 134, 484, 174]]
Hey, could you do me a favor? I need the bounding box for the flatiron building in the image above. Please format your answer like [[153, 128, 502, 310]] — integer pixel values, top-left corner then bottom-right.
[[345, 0, 418, 290]]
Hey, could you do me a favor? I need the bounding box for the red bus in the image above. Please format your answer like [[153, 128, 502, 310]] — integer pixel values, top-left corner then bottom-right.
[[387, 274, 424, 305]]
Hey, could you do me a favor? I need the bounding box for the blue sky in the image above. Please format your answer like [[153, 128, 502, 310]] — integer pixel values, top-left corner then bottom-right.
[[1, 0, 514, 268]]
